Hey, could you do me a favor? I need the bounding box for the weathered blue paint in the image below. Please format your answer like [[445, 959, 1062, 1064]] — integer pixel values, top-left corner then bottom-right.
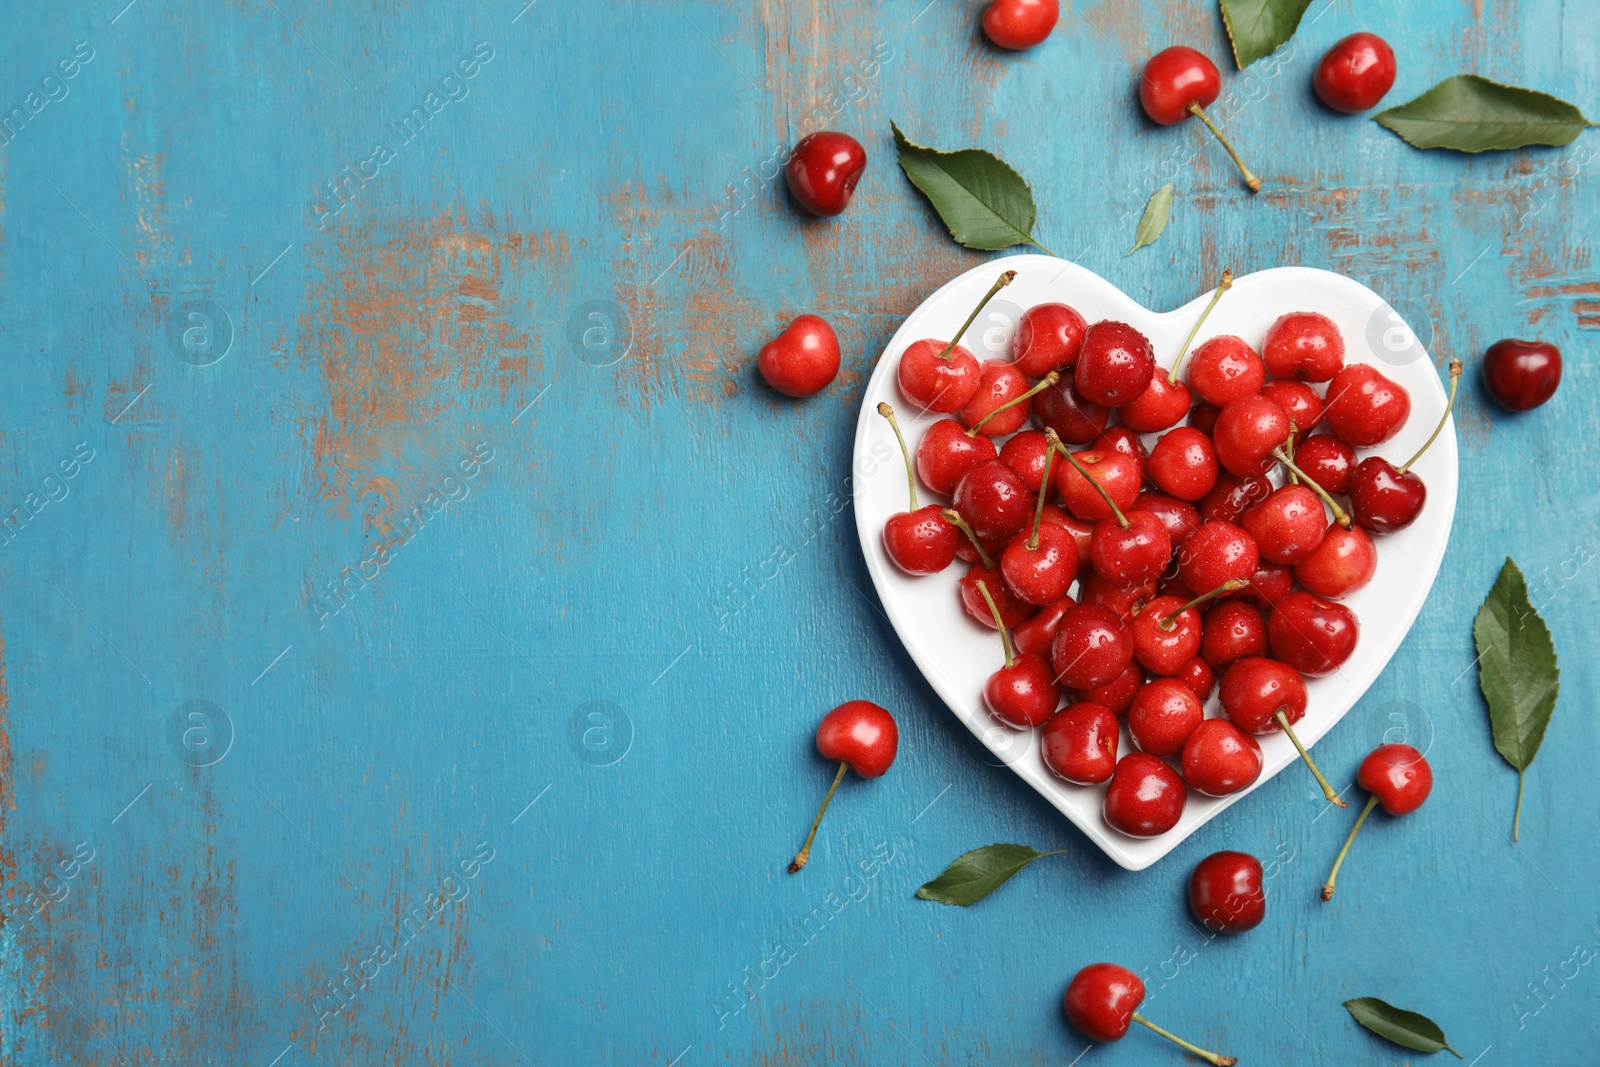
[[1, 1, 1595, 1064]]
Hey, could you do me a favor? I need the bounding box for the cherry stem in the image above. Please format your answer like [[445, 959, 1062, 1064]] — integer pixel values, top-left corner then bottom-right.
[[1275, 709, 1347, 807], [1131, 1014, 1237, 1066], [1321, 794, 1379, 901], [1272, 447, 1351, 528], [1027, 438, 1056, 551], [966, 371, 1059, 437], [1167, 269, 1234, 385], [941, 508, 994, 568], [789, 760, 849, 874], [877, 402, 919, 512], [1399, 359, 1464, 474], [1284, 420, 1300, 485], [1187, 102, 1261, 193], [1054, 443, 1128, 528], [1157, 578, 1248, 631], [936, 270, 1017, 361], [975, 579, 1015, 669]]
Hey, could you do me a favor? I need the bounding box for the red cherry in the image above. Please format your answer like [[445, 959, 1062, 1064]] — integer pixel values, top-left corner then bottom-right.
[[1292, 433, 1356, 496], [1033, 376, 1110, 443], [1175, 656, 1216, 702], [1188, 850, 1266, 932], [1130, 594, 1203, 676], [1051, 604, 1133, 691], [1241, 484, 1328, 565], [1177, 520, 1259, 597], [1063, 963, 1144, 1042], [1263, 311, 1345, 382], [1199, 599, 1266, 668], [1077, 571, 1155, 626], [1219, 656, 1342, 807], [1127, 678, 1204, 757], [1214, 395, 1290, 477], [1012, 302, 1087, 378], [959, 360, 1032, 436], [1090, 510, 1172, 586], [1197, 470, 1272, 524], [1313, 32, 1397, 113], [1140, 46, 1260, 193], [1014, 595, 1076, 658], [1135, 491, 1202, 548], [1348, 457, 1425, 534], [1322, 744, 1431, 901], [982, 0, 1059, 49], [1188, 401, 1221, 436], [1294, 523, 1377, 599], [1268, 591, 1359, 676], [1091, 425, 1149, 476], [1187, 335, 1265, 407], [758, 315, 841, 397], [1103, 753, 1186, 837], [1182, 721, 1263, 797], [996, 428, 1051, 493], [1235, 560, 1293, 612], [1148, 427, 1220, 501], [1260, 379, 1324, 432], [785, 131, 867, 217], [1002, 522, 1080, 606], [897, 338, 982, 413], [958, 561, 1035, 630], [1041, 702, 1119, 784], [1055, 448, 1141, 521], [877, 404, 958, 575], [1067, 661, 1145, 715], [1324, 363, 1411, 447], [917, 419, 997, 495], [1483, 338, 1561, 411], [953, 460, 1034, 542], [1075, 321, 1156, 407], [981, 641, 1061, 728], [1120, 368, 1192, 432], [790, 700, 897, 872]]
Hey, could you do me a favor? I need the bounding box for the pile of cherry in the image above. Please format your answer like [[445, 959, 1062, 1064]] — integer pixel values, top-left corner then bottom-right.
[[877, 269, 1461, 838]]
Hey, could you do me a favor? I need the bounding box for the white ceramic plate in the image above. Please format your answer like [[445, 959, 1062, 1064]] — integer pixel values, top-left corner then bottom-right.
[[852, 255, 1457, 871]]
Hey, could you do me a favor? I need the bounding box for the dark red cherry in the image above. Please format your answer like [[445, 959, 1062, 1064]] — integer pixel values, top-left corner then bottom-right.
[[1313, 32, 1397, 113], [1103, 753, 1186, 837], [953, 460, 1034, 542], [1263, 311, 1345, 382], [1148, 427, 1219, 501], [1348, 457, 1426, 534], [1182, 721, 1263, 797], [1127, 678, 1204, 757], [1033, 375, 1111, 444], [1292, 433, 1356, 496], [1324, 363, 1411, 447], [1294, 523, 1377, 599], [1483, 338, 1561, 411], [1188, 850, 1266, 931], [1241, 484, 1328, 565], [1011, 302, 1087, 378], [1214, 395, 1290, 477], [1013, 595, 1076, 658], [1197, 471, 1272, 524], [1041, 701, 1119, 784], [1075, 321, 1156, 407], [1268, 592, 1358, 676], [785, 131, 867, 217], [1051, 604, 1133, 691], [1188, 401, 1221, 436], [1199, 600, 1266, 668], [1187, 335, 1264, 407]]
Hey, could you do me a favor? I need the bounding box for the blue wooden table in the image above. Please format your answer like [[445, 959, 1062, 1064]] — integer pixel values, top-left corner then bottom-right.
[[2, 2, 1595, 1063]]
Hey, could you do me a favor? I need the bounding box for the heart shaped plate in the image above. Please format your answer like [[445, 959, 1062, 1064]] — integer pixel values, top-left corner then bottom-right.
[[851, 255, 1457, 870]]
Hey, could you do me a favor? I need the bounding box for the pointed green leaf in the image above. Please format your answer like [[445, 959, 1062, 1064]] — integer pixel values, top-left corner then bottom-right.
[[915, 843, 1063, 906], [1375, 75, 1591, 152], [1127, 184, 1174, 255], [1474, 558, 1560, 773], [892, 122, 1051, 254], [1220, 0, 1314, 68], [1344, 998, 1462, 1057]]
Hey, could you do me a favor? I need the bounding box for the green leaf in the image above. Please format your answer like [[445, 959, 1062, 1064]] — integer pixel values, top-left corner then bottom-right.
[[1344, 998, 1462, 1057], [1127, 184, 1174, 255], [1219, 0, 1313, 68], [1375, 75, 1592, 152], [915, 844, 1064, 906], [891, 122, 1053, 254], [1474, 558, 1560, 839]]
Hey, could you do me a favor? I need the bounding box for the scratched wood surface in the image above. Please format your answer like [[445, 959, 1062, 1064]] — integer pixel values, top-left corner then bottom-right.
[[0, 1, 1596, 1064]]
